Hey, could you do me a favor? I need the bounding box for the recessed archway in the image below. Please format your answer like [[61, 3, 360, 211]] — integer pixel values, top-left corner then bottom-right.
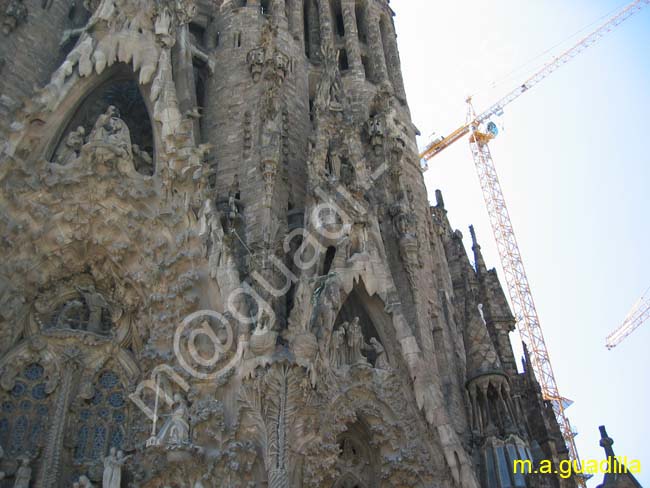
[[51, 65, 156, 175], [331, 281, 395, 368]]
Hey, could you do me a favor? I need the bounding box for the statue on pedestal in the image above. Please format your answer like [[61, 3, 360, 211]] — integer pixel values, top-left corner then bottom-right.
[[102, 448, 128, 488]]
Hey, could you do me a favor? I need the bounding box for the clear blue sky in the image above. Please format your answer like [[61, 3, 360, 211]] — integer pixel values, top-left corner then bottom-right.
[[394, 1, 650, 485]]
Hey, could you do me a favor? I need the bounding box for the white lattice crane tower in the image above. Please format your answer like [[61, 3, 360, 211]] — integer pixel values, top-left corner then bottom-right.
[[419, 1, 649, 484], [606, 287, 650, 349]]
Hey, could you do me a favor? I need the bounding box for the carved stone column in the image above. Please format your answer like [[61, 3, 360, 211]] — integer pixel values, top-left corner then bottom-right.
[[341, 0, 362, 75], [366, 12, 388, 83], [286, 0, 302, 41], [317, 0, 334, 47], [36, 353, 81, 488], [173, 24, 200, 140]]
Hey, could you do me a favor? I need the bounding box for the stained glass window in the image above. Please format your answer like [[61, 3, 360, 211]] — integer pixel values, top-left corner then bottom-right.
[[0, 363, 51, 456], [73, 369, 127, 463]]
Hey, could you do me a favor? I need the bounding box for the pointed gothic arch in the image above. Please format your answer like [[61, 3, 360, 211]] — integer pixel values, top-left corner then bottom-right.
[[46, 63, 158, 175], [331, 280, 394, 368], [303, 0, 321, 62], [72, 368, 129, 465], [0, 362, 54, 458], [333, 420, 378, 487]]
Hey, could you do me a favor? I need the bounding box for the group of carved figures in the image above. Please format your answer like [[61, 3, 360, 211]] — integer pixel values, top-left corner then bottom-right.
[[0, 445, 126, 487], [328, 317, 389, 369], [148, 393, 191, 448], [47, 287, 113, 335], [72, 448, 127, 487], [0, 446, 31, 487], [54, 105, 152, 174]]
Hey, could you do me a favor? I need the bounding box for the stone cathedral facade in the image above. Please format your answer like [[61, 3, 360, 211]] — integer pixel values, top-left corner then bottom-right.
[[0, 0, 574, 486]]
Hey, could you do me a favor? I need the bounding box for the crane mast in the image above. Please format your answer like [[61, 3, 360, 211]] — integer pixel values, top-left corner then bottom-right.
[[606, 288, 650, 349], [467, 100, 583, 477], [418, 0, 649, 484]]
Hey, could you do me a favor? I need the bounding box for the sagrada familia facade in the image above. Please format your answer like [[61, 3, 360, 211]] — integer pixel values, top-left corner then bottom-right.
[[0, 0, 576, 486]]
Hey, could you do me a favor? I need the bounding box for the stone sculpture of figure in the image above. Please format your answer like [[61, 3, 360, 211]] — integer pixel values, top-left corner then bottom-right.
[[0, 363, 18, 391], [199, 197, 225, 274], [73, 475, 94, 487], [55, 299, 86, 330], [103, 448, 128, 488], [13, 457, 31, 488], [312, 280, 341, 341], [132, 144, 153, 175], [346, 317, 368, 365], [77, 286, 110, 334], [337, 234, 352, 261], [340, 158, 355, 187], [272, 50, 289, 83], [247, 47, 265, 82], [55, 126, 85, 165], [88, 105, 133, 160], [260, 92, 282, 153], [156, 393, 190, 446], [314, 46, 343, 114], [329, 326, 346, 368], [367, 115, 384, 155], [227, 180, 240, 227], [370, 338, 389, 369]]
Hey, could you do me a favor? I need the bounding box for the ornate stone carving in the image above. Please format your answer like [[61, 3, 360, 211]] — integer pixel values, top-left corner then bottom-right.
[[13, 457, 31, 488], [0, 1, 575, 486], [86, 105, 132, 160], [73, 475, 94, 487], [367, 114, 384, 155], [53, 126, 85, 165], [314, 45, 344, 117], [151, 393, 190, 447], [2, 0, 27, 35], [247, 47, 265, 82], [102, 447, 129, 488]]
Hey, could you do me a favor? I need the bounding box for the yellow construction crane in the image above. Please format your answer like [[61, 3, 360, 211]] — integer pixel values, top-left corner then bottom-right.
[[419, 1, 649, 484], [606, 287, 650, 349]]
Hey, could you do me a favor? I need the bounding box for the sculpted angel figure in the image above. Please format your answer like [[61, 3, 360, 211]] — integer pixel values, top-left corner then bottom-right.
[[88, 105, 133, 160], [156, 393, 190, 446]]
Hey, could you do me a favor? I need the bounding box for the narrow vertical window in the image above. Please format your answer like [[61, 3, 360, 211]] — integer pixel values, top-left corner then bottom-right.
[[331, 0, 345, 37], [303, 0, 320, 61], [355, 0, 367, 44], [338, 49, 349, 71]]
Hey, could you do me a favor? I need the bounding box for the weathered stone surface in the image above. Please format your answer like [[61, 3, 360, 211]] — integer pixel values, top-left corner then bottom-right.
[[0, 0, 573, 486]]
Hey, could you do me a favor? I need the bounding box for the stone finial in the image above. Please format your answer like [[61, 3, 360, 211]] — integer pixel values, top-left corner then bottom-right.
[[435, 189, 445, 209], [599, 425, 615, 457], [469, 225, 487, 276]]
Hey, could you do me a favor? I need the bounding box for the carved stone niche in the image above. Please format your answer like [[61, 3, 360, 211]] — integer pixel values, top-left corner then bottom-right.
[[329, 287, 390, 370], [33, 278, 121, 339], [333, 421, 378, 488], [50, 68, 155, 176], [41, 289, 113, 335]]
